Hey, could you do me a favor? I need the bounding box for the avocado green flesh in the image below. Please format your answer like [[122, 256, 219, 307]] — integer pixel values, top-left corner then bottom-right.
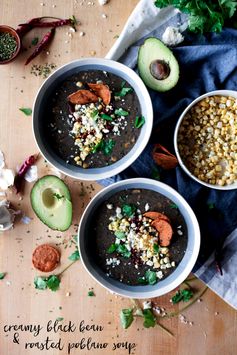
[[138, 37, 179, 92], [31, 175, 72, 231]]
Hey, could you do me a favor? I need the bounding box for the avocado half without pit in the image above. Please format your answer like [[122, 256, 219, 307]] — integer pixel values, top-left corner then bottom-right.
[[138, 37, 179, 92], [31, 175, 73, 231]]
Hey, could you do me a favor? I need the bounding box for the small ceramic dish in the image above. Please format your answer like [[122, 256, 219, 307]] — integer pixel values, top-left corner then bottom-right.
[[174, 90, 237, 190], [0, 25, 21, 64], [33, 58, 153, 181], [78, 178, 200, 299]]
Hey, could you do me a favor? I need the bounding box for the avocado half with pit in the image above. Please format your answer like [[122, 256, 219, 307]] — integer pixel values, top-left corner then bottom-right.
[[31, 175, 73, 231], [138, 37, 179, 92]]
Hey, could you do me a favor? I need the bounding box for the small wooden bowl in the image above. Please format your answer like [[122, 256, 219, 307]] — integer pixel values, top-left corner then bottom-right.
[[0, 25, 21, 64]]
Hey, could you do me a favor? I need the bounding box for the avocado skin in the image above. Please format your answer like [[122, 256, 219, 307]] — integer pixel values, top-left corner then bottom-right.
[[138, 37, 179, 92], [30, 175, 73, 231]]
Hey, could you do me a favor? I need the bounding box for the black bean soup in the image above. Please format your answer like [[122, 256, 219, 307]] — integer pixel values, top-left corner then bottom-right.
[[89, 189, 188, 286], [45, 70, 142, 169]]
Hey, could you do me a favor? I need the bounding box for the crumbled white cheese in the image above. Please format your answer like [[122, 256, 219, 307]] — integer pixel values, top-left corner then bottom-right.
[[162, 26, 184, 47], [156, 271, 163, 279], [143, 301, 152, 310], [106, 257, 120, 266], [106, 203, 113, 210], [177, 229, 183, 236], [145, 203, 150, 212]]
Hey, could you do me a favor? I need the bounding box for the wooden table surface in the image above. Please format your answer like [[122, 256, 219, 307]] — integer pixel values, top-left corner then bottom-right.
[[0, 1, 236, 354]]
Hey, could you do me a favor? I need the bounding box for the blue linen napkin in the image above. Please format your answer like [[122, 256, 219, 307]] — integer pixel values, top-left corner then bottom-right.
[[100, 11, 237, 309]]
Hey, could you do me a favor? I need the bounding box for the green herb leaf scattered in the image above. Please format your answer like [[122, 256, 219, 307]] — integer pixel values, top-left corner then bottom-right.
[[68, 249, 80, 261], [122, 203, 136, 217], [107, 243, 117, 254], [91, 109, 100, 120], [115, 108, 129, 116], [88, 290, 95, 297], [31, 37, 39, 46], [116, 244, 131, 258], [170, 203, 178, 209], [0, 272, 6, 280], [101, 139, 115, 156], [46, 275, 61, 292], [145, 270, 157, 285], [137, 276, 147, 285], [56, 317, 64, 322], [19, 107, 32, 116], [114, 231, 126, 239], [154, 0, 237, 34], [134, 116, 145, 128], [120, 308, 134, 329], [115, 87, 133, 97], [101, 113, 113, 121], [34, 276, 48, 290], [172, 288, 193, 304], [143, 309, 156, 328], [153, 243, 159, 254]]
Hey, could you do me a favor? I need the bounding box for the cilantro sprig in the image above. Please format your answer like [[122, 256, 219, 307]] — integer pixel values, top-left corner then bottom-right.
[[154, 0, 237, 33], [34, 275, 61, 292], [122, 203, 136, 217], [171, 288, 193, 304]]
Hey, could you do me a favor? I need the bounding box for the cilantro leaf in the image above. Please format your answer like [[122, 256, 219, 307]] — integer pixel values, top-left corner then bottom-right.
[[46, 275, 60, 292], [170, 203, 178, 209], [56, 317, 64, 322], [153, 244, 159, 254], [145, 270, 157, 285], [101, 113, 113, 121], [137, 276, 147, 285], [101, 139, 115, 156], [134, 116, 145, 128], [114, 231, 126, 239], [122, 203, 136, 217], [91, 109, 100, 120], [107, 243, 117, 254], [19, 108, 32, 116], [34, 276, 48, 290], [116, 244, 131, 258], [115, 108, 129, 116], [154, 0, 237, 33], [120, 308, 134, 329], [0, 272, 6, 280], [68, 249, 80, 261], [143, 309, 156, 328], [172, 288, 193, 304], [115, 87, 133, 97], [88, 290, 95, 296]]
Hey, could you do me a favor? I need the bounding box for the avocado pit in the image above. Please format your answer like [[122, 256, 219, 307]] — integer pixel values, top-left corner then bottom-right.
[[150, 60, 170, 80]]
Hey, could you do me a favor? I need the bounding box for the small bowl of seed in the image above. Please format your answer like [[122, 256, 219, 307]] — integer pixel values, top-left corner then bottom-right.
[[174, 90, 237, 190], [0, 25, 21, 64]]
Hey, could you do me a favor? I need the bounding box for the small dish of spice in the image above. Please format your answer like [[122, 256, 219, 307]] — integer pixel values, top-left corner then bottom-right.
[[0, 25, 21, 64]]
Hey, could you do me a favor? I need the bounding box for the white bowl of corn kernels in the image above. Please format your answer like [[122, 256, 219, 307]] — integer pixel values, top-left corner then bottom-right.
[[174, 90, 237, 190]]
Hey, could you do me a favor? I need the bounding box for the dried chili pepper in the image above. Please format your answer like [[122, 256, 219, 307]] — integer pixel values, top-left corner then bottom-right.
[[153, 144, 178, 170], [14, 155, 35, 193], [16, 15, 77, 38], [25, 28, 55, 65]]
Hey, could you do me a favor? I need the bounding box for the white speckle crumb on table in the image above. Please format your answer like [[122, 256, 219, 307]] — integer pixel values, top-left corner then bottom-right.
[[215, 311, 219, 316], [66, 292, 71, 297], [102, 13, 108, 18], [79, 31, 85, 37], [98, 0, 109, 5]]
